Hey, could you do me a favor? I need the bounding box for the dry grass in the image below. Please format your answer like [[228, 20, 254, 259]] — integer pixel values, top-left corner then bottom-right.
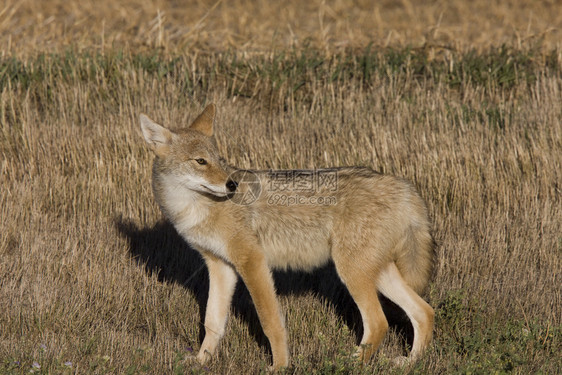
[[2, 0, 562, 56], [1, 1, 562, 374]]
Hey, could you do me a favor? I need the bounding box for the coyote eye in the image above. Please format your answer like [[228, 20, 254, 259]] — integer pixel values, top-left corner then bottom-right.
[[195, 158, 207, 165]]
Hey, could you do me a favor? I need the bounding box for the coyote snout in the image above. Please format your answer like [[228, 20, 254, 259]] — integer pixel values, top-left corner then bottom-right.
[[139, 104, 435, 371]]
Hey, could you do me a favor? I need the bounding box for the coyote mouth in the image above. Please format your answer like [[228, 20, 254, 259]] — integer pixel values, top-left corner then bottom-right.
[[200, 184, 228, 197]]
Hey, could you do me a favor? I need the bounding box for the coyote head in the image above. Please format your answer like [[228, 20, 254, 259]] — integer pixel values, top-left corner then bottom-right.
[[140, 104, 237, 197]]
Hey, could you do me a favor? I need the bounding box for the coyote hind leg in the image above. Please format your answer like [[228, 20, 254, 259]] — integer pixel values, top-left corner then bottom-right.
[[332, 255, 389, 362], [377, 262, 434, 362]]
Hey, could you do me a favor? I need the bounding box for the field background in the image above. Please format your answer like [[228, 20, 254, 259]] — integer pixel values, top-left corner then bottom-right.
[[1, 0, 561, 374]]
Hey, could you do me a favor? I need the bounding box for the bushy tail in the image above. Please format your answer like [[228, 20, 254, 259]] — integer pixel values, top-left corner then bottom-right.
[[395, 225, 436, 295]]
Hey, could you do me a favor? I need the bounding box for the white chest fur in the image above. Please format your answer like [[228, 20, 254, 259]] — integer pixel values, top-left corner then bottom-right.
[[156, 175, 229, 259]]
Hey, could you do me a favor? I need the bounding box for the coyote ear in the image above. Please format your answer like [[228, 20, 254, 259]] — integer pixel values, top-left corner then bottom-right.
[[140, 114, 173, 156], [189, 104, 215, 137]]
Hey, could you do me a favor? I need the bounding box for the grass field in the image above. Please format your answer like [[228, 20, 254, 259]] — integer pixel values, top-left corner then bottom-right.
[[1, 1, 561, 374]]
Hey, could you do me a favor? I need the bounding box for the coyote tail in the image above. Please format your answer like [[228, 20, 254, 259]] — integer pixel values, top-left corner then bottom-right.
[[395, 225, 436, 295]]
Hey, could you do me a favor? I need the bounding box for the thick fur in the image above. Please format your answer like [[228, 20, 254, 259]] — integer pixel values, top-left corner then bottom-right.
[[140, 104, 435, 370]]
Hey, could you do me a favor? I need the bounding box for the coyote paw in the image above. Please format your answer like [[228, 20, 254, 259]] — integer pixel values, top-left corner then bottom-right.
[[183, 349, 211, 364], [267, 364, 288, 373], [351, 344, 372, 362], [196, 349, 212, 364], [391, 355, 411, 367], [183, 350, 212, 370]]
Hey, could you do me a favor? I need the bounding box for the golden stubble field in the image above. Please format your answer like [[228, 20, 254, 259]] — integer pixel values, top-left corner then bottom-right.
[[1, 1, 561, 373], [2, 0, 562, 55]]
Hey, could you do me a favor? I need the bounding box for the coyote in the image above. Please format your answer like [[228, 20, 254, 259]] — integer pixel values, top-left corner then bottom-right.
[[140, 104, 435, 370]]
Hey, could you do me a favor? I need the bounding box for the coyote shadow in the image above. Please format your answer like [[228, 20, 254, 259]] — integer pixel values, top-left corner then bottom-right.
[[115, 216, 413, 358]]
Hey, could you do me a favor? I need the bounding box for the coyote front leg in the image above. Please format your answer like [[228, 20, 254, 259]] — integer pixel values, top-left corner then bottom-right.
[[229, 236, 289, 370], [197, 252, 238, 364]]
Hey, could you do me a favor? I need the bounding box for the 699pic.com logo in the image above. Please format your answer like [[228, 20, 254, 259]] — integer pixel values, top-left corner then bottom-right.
[[226, 169, 339, 206], [226, 170, 262, 205]]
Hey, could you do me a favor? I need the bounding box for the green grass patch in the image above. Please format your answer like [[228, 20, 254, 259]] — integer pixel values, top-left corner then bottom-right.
[[434, 290, 561, 374], [1, 46, 558, 103]]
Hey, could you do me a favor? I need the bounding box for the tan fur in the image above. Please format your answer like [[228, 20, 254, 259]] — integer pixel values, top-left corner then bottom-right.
[[140, 105, 435, 370]]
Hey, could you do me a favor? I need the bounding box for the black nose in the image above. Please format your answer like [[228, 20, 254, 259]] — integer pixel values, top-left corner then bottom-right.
[[226, 179, 238, 192]]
